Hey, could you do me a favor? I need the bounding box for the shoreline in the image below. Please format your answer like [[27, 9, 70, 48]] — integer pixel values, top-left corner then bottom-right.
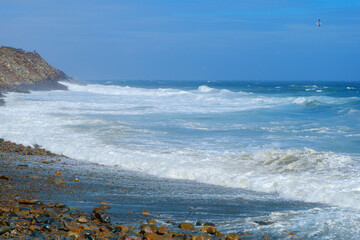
[[0, 79, 70, 107], [0, 139, 301, 239]]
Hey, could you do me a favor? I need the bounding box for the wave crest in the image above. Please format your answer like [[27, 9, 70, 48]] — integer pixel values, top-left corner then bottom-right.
[[253, 148, 353, 173], [198, 85, 215, 93], [293, 97, 321, 106]]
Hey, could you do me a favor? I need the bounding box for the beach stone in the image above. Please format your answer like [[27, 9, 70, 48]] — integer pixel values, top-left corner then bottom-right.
[[59, 222, 70, 231], [174, 233, 186, 239], [18, 199, 35, 204], [93, 206, 105, 213], [201, 226, 216, 235], [0, 175, 11, 180], [226, 233, 240, 240], [144, 232, 164, 240], [114, 224, 125, 231], [54, 202, 66, 208], [178, 222, 195, 230], [29, 225, 42, 231], [77, 217, 88, 223], [30, 229, 46, 239], [16, 219, 31, 226], [0, 226, 10, 235], [95, 212, 111, 223], [162, 233, 173, 239], [157, 225, 168, 235], [147, 219, 157, 224], [195, 221, 204, 226], [128, 225, 136, 230], [10, 206, 20, 213], [0, 207, 10, 214], [71, 227, 85, 235], [67, 231, 80, 239], [82, 225, 94, 232], [142, 209, 151, 216], [63, 221, 77, 230], [44, 209, 57, 218], [141, 225, 154, 234], [254, 221, 273, 225], [34, 200, 44, 205], [191, 235, 211, 240], [124, 236, 141, 240], [214, 229, 226, 237], [102, 204, 111, 209], [215, 231, 225, 237], [84, 232, 95, 240], [36, 214, 53, 224], [141, 224, 157, 233], [148, 224, 158, 233], [42, 224, 53, 232], [54, 178, 66, 185]]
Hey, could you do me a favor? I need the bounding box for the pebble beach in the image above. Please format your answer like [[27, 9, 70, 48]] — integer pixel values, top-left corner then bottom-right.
[[1, 139, 300, 240]]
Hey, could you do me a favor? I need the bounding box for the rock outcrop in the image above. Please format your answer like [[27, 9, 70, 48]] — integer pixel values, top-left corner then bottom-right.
[[0, 46, 73, 92]]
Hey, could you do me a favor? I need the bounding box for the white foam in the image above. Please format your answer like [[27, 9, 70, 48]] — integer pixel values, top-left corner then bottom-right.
[[198, 85, 215, 93], [292, 95, 356, 105], [58, 82, 298, 114], [1, 83, 360, 210], [293, 97, 321, 105], [238, 207, 360, 239]]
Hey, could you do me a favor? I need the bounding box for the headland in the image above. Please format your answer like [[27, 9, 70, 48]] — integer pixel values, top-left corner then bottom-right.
[[0, 46, 73, 98]]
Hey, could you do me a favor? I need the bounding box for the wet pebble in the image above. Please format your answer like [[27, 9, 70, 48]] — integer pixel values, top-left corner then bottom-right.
[[0, 175, 11, 181]]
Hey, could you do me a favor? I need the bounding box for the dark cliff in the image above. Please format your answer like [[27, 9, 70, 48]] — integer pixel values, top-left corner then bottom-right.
[[0, 46, 73, 92]]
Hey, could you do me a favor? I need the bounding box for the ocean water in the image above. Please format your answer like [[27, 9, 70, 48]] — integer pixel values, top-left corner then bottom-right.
[[1, 80, 360, 238]]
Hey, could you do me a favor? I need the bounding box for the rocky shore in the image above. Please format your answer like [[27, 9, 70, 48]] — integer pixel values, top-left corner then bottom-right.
[[0, 46, 74, 104], [0, 139, 299, 239]]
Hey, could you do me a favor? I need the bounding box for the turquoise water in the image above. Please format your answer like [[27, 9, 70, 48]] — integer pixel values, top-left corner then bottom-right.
[[1, 80, 360, 239]]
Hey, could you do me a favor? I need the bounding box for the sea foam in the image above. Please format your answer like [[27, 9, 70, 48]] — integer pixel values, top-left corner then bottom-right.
[[1, 82, 360, 210]]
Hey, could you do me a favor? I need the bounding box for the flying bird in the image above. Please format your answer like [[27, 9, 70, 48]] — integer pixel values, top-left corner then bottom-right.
[[316, 19, 321, 27]]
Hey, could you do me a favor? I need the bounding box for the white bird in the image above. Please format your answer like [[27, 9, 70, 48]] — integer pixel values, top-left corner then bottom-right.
[[316, 19, 321, 27]]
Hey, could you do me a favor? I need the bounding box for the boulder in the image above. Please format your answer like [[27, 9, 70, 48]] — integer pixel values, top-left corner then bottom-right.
[[142, 209, 151, 216], [178, 222, 195, 231], [157, 225, 168, 235], [201, 226, 216, 235], [226, 233, 240, 240]]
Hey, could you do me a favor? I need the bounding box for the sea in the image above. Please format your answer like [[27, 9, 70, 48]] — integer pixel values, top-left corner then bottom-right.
[[1, 80, 360, 239]]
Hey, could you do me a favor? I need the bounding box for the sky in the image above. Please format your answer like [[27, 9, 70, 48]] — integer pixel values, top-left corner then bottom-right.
[[0, 0, 359, 81]]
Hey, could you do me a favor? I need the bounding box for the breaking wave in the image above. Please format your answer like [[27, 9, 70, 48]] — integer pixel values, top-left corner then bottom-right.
[[1, 81, 360, 210]]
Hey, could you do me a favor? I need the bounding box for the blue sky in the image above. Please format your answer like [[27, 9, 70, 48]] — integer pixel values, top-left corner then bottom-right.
[[1, 0, 359, 81]]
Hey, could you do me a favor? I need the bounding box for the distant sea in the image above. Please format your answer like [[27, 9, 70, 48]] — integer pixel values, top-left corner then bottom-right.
[[1, 80, 360, 239]]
